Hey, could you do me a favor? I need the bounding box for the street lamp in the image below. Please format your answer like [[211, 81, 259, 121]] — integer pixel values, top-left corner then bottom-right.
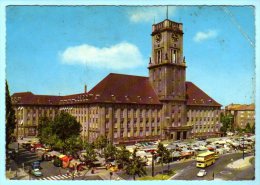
[[242, 137, 245, 160], [151, 152, 155, 177]]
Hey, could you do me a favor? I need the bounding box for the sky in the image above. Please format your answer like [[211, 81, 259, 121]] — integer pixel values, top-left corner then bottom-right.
[[6, 6, 255, 107]]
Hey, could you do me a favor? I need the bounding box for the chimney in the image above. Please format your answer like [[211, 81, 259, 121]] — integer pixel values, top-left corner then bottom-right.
[[84, 84, 87, 93]]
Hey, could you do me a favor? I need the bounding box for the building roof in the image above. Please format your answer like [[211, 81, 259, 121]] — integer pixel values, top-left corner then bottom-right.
[[185, 82, 221, 107], [12, 92, 61, 106], [12, 73, 221, 107], [225, 104, 255, 111], [86, 73, 161, 105]]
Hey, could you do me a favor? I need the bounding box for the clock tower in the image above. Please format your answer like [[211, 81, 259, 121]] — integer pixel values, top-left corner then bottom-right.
[[148, 19, 191, 140]]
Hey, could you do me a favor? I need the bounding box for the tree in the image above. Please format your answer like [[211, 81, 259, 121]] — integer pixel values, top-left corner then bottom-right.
[[245, 123, 252, 133], [220, 113, 234, 134], [82, 142, 97, 168], [104, 143, 117, 161], [38, 117, 63, 150], [38, 117, 54, 145], [116, 145, 131, 169], [157, 142, 171, 174], [52, 111, 81, 152], [94, 135, 108, 150], [125, 148, 147, 180], [64, 135, 83, 157], [251, 124, 255, 134], [5, 81, 16, 150]]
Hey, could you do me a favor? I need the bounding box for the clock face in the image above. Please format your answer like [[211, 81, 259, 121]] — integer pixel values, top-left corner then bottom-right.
[[172, 33, 179, 42], [155, 33, 162, 42]]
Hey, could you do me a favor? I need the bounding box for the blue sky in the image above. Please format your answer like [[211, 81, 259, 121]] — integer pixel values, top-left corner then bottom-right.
[[6, 6, 255, 107]]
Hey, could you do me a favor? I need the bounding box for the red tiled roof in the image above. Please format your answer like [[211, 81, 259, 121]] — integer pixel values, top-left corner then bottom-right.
[[86, 73, 161, 105], [12, 73, 221, 107], [185, 82, 221, 107], [12, 92, 61, 105]]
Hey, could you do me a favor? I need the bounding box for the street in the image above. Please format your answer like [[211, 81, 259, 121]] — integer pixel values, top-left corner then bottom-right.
[[7, 140, 255, 181], [172, 153, 254, 180]]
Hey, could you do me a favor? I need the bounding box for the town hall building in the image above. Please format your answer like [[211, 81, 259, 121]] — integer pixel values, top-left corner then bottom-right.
[[12, 18, 222, 144]]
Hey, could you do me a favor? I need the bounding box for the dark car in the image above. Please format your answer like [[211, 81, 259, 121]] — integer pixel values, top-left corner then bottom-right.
[[31, 161, 41, 170]]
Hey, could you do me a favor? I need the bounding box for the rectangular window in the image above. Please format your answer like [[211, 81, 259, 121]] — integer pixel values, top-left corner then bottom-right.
[[157, 50, 162, 64], [171, 49, 177, 63]]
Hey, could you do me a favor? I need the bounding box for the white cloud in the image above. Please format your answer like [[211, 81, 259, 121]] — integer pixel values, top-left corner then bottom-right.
[[129, 7, 177, 23], [193, 30, 218, 42], [60, 42, 144, 70]]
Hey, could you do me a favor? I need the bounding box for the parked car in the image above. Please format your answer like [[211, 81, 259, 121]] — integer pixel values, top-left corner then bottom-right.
[[197, 169, 207, 177], [31, 161, 41, 170], [7, 150, 16, 159], [31, 168, 43, 177]]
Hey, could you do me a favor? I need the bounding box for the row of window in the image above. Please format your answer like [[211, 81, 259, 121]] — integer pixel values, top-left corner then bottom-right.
[[188, 117, 219, 122], [156, 49, 179, 64], [113, 130, 161, 138]]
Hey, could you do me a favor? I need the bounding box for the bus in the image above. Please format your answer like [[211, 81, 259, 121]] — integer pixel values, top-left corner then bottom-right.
[[196, 151, 215, 168]]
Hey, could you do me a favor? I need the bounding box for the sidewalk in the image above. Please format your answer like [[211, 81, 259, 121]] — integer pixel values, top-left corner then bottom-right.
[[85, 169, 124, 180], [227, 156, 254, 169], [6, 168, 30, 180]]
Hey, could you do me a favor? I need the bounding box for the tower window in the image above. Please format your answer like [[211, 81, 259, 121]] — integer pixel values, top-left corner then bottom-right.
[[157, 50, 162, 64], [171, 49, 177, 63]]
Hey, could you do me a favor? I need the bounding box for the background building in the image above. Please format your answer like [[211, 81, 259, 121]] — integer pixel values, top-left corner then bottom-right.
[[11, 18, 221, 144], [225, 103, 255, 130]]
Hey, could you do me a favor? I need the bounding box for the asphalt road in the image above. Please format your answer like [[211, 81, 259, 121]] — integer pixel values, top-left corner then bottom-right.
[[172, 153, 254, 180], [8, 142, 255, 181]]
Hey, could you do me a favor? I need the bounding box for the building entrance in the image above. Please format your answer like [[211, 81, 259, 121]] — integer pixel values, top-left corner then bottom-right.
[[177, 132, 181, 140], [183, 131, 187, 139]]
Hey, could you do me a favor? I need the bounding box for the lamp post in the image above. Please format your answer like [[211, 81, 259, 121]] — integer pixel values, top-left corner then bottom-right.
[[151, 152, 155, 177], [242, 137, 245, 160]]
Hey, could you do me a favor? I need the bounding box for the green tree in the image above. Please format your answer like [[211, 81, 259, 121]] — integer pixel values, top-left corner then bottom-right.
[[104, 143, 117, 161], [64, 136, 83, 156], [251, 124, 255, 134], [82, 142, 97, 168], [38, 117, 62, 150], [116, 145, 131, 169], [245, 123, 252, 133], [5, 81, 16, 150], [157, 142, 171, 174], [52, 111, 81, 152], [38, 117, 53, 144], [125, 148, 147, 180], [94, 135, 108, 155], [220, 113, 234, 134], [165, 149, 171, 173]]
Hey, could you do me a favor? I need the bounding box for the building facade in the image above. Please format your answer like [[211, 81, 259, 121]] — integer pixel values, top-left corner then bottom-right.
[[11, 18, 221, 144], [225, 104, 255, 130]]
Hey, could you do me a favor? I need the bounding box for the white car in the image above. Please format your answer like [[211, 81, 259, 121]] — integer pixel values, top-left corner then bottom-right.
[[197, 169, 207, 177]]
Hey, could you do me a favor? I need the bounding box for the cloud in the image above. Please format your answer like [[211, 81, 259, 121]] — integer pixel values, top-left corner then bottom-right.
[[60, 42, 144, 70], [129, 6, 177, 23], [193, 30, 218, 42]]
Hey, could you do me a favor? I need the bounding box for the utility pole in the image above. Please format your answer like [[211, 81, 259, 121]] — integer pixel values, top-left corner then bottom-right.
[[152, 152, 155, 177], [242, 137, 245, 160]]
